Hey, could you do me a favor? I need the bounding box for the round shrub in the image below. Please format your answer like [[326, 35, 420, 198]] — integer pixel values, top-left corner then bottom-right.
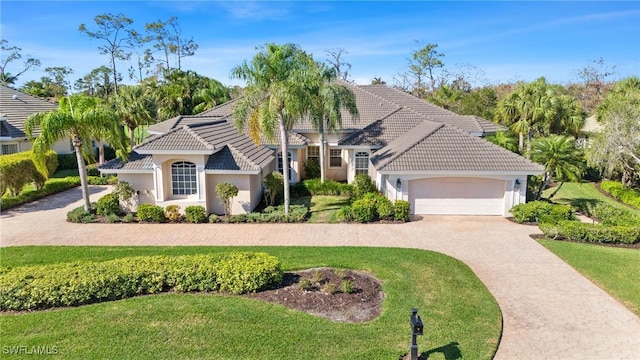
[[185, 205, 207, 223], [352, 174, 377, 199], [96, 193, 121, 216], [164, 205, 182, 222], [351, 196, 376, 223], [208, 214, 220, 223], [136, 204, 166, 223], [376, 196, 394, 220], [335, 206, 353, 222], [303, 158, 320, 179], [394, 200, 410, 222]]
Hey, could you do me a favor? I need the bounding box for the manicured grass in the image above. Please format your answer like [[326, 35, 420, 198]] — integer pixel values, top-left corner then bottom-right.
[[539, 240, 640, 316], [543, 182, 640, 217], [0, 246, 501, 359], [292, 195, 350, 223]]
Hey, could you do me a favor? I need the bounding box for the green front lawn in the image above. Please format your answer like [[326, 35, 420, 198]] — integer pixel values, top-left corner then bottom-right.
[[292, 195, 350, 223], [1, 246, 501, 359], [543, 182, 640, 217], [539, 240, 640, 316]]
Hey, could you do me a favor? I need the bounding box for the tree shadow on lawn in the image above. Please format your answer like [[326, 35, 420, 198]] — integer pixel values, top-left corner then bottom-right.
[[422, 341, 462, 360]]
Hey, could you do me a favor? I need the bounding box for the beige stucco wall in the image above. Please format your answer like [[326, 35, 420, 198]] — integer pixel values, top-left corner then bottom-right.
[[153, 154, 208, 202], [0, 138, 70, 155], [206, 174, 255, 215], [117, 173, 155, 212]]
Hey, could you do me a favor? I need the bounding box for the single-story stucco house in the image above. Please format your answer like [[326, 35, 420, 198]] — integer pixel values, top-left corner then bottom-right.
[[100, 83, 544, 216], [0, 85, 72, 155]]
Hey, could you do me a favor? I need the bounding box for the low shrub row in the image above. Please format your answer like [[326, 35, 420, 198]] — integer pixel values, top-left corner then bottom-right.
[[510, 201, 575, 224], [582, 203, 640, 226], [2, 176, 80, 211], [600, 180, 640, 210], [292, 179, 354, 197], [223, 205, 309, 223], [539, 220, 640, 245], [0, 252, 283, 311], [336, 192, 410, 223]]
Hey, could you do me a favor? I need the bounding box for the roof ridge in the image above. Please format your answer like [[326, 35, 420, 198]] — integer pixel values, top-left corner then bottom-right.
[[226, 143, 259, 170], [354, 83, 403, 110], [374, 121, 444, 170], [181, 125, 216, 150]]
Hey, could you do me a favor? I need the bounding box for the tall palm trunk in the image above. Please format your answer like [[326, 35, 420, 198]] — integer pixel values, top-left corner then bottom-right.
[[97, 140, 105, 164], [318, 119, 326, 183], [128, 125, 135, 148], [518, 132, 525, 154], [278, 113, 290, 215], [73, 134, 91, 212]]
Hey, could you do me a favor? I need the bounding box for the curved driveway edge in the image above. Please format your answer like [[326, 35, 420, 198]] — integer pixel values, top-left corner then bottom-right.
[[1, 186, 639, 359]]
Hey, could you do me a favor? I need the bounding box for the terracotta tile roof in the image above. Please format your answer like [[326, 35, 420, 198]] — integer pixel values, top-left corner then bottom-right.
[[372, 122, 544, 173], [0, 85, 57, 138]]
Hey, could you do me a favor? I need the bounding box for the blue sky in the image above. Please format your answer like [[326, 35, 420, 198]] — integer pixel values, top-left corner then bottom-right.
[[2, 1, 639, 88]]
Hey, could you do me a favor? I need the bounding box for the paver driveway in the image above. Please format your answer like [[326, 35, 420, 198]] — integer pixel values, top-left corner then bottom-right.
[[1, 186, 639, 359]]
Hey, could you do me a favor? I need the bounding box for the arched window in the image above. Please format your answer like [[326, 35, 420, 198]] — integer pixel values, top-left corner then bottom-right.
[[355, 152, 369, 175], [171, 161, 197, 195]]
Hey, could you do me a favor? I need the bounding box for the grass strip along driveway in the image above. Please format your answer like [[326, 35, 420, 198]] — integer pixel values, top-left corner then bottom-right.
[[539, 239, 640, 316], [0, 246, 501, 360]]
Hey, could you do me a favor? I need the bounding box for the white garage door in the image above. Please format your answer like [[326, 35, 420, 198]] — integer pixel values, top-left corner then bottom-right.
[[409, 177, 506, 215]]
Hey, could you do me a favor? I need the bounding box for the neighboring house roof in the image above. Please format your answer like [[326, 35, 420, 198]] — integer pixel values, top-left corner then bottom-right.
[[581, 115, 603, 133], [372, 121, 544, 173], [0, 85, 57, 139], [101, 118, 274, 173]]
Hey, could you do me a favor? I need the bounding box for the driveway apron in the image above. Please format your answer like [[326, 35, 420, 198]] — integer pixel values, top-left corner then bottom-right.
[[1, 186, 639, 359]]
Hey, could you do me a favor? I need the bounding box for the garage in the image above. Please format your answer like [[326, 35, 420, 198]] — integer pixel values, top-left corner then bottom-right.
[[409, 177, 506, 215]]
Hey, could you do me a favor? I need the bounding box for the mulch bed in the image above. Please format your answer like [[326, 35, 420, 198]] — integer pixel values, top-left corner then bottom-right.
[[244, 267, 384, 323]]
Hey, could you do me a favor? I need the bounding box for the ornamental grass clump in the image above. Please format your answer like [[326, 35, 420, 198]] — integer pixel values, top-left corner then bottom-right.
[[0, 252, 283, 311]]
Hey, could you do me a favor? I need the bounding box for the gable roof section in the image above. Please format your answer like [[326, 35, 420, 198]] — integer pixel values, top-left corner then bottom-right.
[[339, 108, 427, 147], [135, 125, 215, 153], [372, 121, 544, 173], [99, 151, 153, 172], [360, 84, 505, 134], [0, 85, 57, 139]]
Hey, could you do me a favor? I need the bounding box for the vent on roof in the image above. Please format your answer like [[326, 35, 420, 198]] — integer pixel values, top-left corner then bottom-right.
[[12, 94, 18, 100]]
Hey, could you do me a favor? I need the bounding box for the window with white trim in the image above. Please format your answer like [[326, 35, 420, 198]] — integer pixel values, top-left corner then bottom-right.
[[307, 146, 319, 161], [329, 149, 342, 168], [1, 144, 18, 155], [171, 161, 197, 195], [277, 151, 293, 180], [355, 151, 369, 175]]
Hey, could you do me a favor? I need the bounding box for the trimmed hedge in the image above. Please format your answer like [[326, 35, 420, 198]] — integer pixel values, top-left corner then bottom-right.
[[96, 193, 120, 216], [601, 180, 640, 209], [0, 252, 283, 311], [0, 150, 58, 196], [584, 203, 640, 226], [539, 220, 640, 244], [291, 179, 353, 197], [342, 192, 404, 223], [1, 176, 80, 211], [352, 174, 377, 199], [228, 204, 308, 223], [66, 205, 96, 223], [510, 201, 575, 224]]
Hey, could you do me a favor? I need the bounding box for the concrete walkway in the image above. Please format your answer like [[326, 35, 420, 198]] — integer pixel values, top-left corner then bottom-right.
[[1, 186, 639, 359]]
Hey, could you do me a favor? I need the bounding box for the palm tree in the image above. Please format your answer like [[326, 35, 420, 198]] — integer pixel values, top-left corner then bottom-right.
[[496, 77, 556, 154], [112, 85, 157, 147], [548, 95, 586, 137], [485, 131, 519, 153], [529, 135, 584, 200], [308, 65, 359, 182], [231, 43, 317, 215], [25, 94, 127, 211], [193, 79, 230, 114]]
